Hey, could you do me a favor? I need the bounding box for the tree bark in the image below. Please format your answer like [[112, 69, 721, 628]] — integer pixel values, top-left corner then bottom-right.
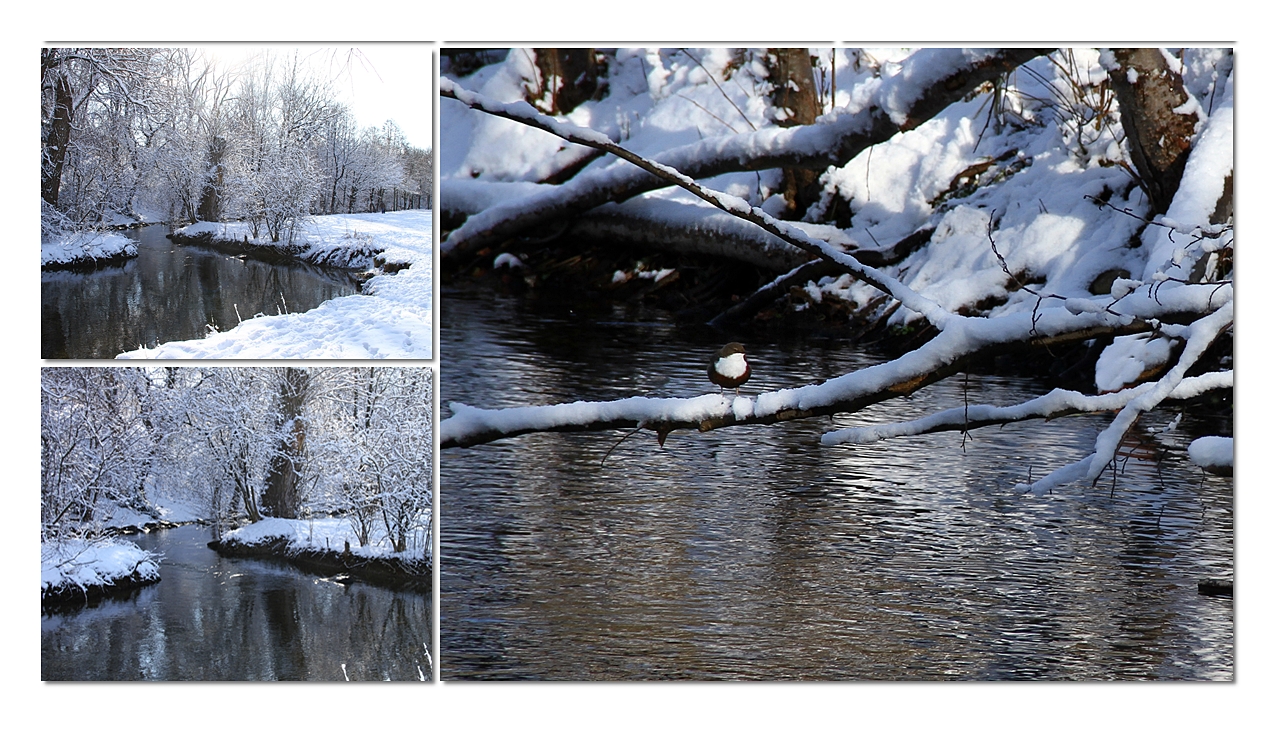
[[767, 48, 823, 219], [529, 49, 604, 115], [1107, 48, 1199, 215], [262, 368, 308, 520], [41, 52, 75, 208]]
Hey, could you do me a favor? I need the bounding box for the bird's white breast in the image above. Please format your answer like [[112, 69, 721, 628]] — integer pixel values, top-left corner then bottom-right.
[[715, 352, 748, 378]]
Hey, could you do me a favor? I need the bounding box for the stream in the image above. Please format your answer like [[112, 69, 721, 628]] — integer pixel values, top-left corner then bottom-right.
[[41, 225, 362, 359], [439, 282, 1234, 680], [41, 525, 432, 681]]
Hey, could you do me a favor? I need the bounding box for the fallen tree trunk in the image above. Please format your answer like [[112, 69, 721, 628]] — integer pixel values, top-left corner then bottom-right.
[[441, 48, 1050, 261], [565, 199, 814, 272], [440, 75, 960, 327]]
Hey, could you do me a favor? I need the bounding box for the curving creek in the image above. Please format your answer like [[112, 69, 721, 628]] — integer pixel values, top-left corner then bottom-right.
[[439, 282, 1234, 680], [41, 526, 432, 681], [41, 225, 361, 359]]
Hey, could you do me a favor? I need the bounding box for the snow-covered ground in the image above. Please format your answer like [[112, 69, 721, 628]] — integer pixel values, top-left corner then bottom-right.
[[220, 516, 429, 561], [41, 495, 204, 600], [41, 229, 137, 268], [117, 211, 434, 359], [41, 538, 160, 598], [99, 496, 206, 530]]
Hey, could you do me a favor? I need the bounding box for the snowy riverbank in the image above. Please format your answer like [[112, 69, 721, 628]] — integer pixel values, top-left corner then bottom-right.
[[40, 497, 205, 607], [41, 229, 138, 269], [211, 517, 431, 590], [41, 538, 160, 607], [117, 211, 434, 359]]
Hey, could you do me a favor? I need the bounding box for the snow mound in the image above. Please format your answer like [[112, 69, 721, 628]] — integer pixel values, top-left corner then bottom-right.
[[41, 230, 137, 267], [221, 517, 420, 558], [1188, 436, 1233, 472], [41, 538, 160, 593], [1095, 334, 1176, 392]]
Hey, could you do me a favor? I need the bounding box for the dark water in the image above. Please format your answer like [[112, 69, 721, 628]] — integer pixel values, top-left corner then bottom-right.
[[439, 283, 1234, 680], [41, 525, 432, 681], [41, 225, 361, 359]]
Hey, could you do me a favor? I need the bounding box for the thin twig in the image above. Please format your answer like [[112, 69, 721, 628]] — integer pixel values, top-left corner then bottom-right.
[[601, 425, 645, 466]]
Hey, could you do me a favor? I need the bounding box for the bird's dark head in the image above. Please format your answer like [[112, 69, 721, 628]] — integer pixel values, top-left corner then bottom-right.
[[717, 342, 746, 358]]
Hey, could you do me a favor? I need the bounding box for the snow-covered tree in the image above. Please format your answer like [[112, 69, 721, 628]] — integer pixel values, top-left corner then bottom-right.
[[41, 48, 173, 233], [42, 47, 430, 241], [307, 368, 434, 555], [41, 368, 156, 539], [42, 367, 434, 553]]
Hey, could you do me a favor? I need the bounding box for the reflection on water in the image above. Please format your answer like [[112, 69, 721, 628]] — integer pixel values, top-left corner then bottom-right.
[[41, 525, 432, 681], [440, 283, 1233, 680], [41, 225, 361, 359]]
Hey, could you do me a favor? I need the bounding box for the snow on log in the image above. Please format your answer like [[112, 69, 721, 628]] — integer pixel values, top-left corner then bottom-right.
[[441, 48, 1049, 260]]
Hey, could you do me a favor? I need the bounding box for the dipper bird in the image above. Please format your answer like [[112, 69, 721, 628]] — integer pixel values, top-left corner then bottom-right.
[[708, 342, 751, 395]]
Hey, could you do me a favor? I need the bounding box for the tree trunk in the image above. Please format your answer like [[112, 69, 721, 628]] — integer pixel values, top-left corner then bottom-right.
[[1107, 48, 1199, 215], [236, 443, 262, 523], [767, 48, 823, 219], [528, 49, 604, 115], [197, 136, 225, 221], [41, 59, 74, 208], [262, 368, 308, 520]]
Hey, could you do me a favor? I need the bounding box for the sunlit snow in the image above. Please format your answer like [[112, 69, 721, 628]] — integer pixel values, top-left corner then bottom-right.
[[117, 211, 433, 359]]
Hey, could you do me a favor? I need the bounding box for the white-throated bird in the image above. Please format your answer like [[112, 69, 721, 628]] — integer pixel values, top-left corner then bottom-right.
[[708, 342, 751, 395]]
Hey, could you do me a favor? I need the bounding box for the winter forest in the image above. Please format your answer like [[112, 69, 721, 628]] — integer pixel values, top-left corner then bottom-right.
[[41, 367, 433, 597], [41, 47, 432, 245], [40, 47, 436, 361]]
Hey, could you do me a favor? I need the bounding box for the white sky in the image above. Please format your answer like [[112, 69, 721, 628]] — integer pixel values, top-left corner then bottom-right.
[[202, 44, 433, 150]]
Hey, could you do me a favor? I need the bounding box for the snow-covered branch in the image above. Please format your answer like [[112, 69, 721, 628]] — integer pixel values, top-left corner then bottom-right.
[[1013, 301, 1232, 495], [441, 281, 1229, 449], [821, 370, 1231, 446], [441, 48, 1048, 261], [442, 77, 956, 327]]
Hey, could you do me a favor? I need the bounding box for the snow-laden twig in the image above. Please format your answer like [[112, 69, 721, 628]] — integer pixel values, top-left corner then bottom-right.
[[1020, 300, 1232, 494], [441, 78, 954, 328], [822, 370, 1231, 446]]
